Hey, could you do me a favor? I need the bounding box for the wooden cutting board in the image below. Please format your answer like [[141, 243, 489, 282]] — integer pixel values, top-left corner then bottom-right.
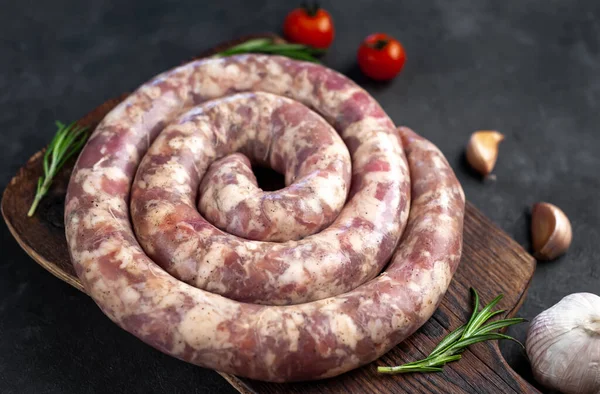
[[1, 34, 538, 394]]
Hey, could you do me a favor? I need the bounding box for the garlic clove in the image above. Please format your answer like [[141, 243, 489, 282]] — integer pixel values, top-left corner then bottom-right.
[[531, 202, 572, 260], [465, 130, 504, 176]]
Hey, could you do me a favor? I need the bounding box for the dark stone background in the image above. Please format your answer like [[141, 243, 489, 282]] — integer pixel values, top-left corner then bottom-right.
[[1, 0, 598, 392]]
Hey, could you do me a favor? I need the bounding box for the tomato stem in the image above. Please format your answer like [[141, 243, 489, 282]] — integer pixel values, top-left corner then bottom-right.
[[301, 1, 320, 17], [370, 39, 389, 50]]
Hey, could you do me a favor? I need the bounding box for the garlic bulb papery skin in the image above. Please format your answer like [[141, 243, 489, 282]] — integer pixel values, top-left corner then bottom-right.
[[526, 293, 600, 394]]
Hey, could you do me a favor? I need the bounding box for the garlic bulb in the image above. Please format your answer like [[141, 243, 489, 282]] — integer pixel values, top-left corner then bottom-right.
[[526, 293, 600, 394]]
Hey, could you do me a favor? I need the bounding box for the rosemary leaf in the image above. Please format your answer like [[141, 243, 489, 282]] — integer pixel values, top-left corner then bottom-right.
[[464, 293, 504, 336], [460, 288, 480, 339], [377, 288, 525, 375], [481, 309, 507, 323], [219, 38, 272, 55], [430, 354, 463, 366], [27, 121, 89, 217], [451, 333, 510, 349], [428, 325, 465, 358], [260, 43, 312, 51], [273, 50, 320, 63], [260, 43, 326, 55], [215, 38, 325, 63], [474, 317, 526, 336]]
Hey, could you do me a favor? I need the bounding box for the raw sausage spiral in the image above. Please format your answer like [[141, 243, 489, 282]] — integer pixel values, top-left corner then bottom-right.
[[65, 55, 465, 382]]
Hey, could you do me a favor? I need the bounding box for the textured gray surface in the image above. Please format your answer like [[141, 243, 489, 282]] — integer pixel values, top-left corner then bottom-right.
[[1, 0, 599, 392]]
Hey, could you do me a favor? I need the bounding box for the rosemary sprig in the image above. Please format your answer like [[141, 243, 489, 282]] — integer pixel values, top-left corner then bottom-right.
[[27, 121, 89, 217], [215, 38, 326, 63], [378, 288, 525, 374]]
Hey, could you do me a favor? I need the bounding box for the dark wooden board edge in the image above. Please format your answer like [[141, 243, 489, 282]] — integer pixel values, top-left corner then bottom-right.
[[1, 33, 539, 393]]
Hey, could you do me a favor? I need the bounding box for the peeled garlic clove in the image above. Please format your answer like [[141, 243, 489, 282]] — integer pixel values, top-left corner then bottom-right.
[[531, 202, 572, 260], [465, 130, 504, 176], [526, 293, 600, 394]]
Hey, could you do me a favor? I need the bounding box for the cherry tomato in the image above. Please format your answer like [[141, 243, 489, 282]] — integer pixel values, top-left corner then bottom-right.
[[283, 4, 335, 49], [357, 33, 406, 81]]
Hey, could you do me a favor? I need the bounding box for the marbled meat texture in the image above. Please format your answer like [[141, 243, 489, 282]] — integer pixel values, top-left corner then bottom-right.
[[64, 54, 464, 382]]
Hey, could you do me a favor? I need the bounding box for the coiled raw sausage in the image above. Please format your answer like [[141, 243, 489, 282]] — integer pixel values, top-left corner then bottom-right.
[[130, 91, 407, 304], [65, 54, 464, 382]]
